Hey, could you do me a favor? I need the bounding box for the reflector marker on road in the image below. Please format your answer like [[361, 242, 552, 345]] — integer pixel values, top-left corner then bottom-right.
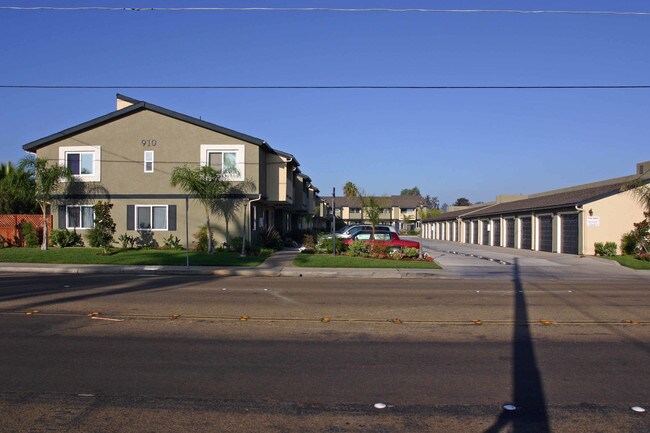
[[87, 311, 101, 317], [374, 403, 387, 409], [631, 406, 646, 413], [240, 315, 249, 321], [503, 404, 517, 411], [24, 310, 40, 315], [321, 317, 331, 323]]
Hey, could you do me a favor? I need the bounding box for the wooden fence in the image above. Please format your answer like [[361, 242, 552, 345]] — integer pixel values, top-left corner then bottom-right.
[[0, 214, 52, 246]]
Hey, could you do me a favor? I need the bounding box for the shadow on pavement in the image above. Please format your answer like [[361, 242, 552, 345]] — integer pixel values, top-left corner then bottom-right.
[[483, 259, 551, 433]]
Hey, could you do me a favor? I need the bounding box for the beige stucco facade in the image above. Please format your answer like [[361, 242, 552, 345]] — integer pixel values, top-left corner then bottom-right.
[[582, 190, 644, 255]]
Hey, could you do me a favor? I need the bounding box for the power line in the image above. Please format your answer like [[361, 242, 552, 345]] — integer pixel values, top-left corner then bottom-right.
[[0, 7, 649, 15], [1, 85, 649, 90]]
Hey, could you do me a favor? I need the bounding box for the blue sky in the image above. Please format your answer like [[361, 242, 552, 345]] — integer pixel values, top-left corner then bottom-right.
[[1, 0, 649, 205]]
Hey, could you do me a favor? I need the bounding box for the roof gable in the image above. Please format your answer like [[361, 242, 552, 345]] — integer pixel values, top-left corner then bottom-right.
[[23, 95, 273, 153]]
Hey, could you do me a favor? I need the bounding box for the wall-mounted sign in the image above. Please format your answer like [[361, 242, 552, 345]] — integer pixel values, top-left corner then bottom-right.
[[587, 216, 600, 227]]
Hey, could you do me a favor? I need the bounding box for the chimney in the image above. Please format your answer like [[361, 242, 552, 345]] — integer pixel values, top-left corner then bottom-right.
[[116, 94, 137, 110]]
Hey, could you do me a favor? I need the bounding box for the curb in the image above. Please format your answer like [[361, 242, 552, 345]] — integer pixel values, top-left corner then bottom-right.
[[0, 263, 444, 279]]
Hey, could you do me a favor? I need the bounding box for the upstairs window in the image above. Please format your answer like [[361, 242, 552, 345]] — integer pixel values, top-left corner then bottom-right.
[[59, 146, 101, 181], [66, 152, 94, 175], [208, 151, 237, 174], [200, 144, 245, 181]]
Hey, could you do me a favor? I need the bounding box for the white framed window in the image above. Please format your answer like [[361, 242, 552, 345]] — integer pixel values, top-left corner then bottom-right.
[[144, 151, 154, 173], [59, 146, 101, 181], [200, 144, 245, 181], [135, 205, 168, 231], [66, 205, 94, 229]]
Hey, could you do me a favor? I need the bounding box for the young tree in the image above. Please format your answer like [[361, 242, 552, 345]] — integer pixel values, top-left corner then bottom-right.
[[19, 156, 74, 250], [363, 196, 388, 234], [212, 179, 255, 248], [170, 165, 229, 253], [87, 201, 116, 255]]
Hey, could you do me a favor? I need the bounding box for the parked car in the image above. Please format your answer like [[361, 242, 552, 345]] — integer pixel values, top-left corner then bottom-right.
[[341, 230, 420, 249], [330, 225, 397, 238]]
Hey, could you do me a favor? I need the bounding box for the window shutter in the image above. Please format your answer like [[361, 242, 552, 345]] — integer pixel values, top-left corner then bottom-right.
[[126, 205, 134, 230], [168, 205, 177, 231], [58, 205, 66, 229]]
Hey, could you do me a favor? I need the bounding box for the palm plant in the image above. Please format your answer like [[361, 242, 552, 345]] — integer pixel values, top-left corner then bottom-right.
[[170, 165, 229, 253], [0, 161, 38, 214], [19, 155, 74, 250], [343, 181, 359, 198]]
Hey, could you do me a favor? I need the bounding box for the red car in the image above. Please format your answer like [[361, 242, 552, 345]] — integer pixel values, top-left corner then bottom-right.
[[341, 230, 420, 249]]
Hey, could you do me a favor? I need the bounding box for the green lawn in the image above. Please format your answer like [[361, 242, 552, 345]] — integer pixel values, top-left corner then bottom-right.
[[605, 255, 650, 270], [293, 253, 441, 269], [0, 247, 267, 267]]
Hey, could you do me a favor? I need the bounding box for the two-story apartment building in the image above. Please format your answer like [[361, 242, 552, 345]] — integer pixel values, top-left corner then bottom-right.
[[320, 195, 428, 231], [22, 94, 321, 248]]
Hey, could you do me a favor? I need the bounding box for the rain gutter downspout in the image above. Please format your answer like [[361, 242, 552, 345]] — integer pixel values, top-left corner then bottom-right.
[[243, 194, 263, 256]]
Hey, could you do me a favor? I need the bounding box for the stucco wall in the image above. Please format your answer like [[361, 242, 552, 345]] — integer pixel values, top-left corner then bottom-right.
[[582, 190, 646, 255], [35, 109, 259, 247]]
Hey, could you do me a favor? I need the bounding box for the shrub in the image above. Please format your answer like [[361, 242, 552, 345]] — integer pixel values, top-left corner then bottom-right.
[[302, 234, 316, 249], [258, 227, 283, 250], [136, 230, 158, 249], [594, 241, 617, 257], [259, 247, 275, 256], [316, 235, 345, 254], [369, 243, 389, 258], [621, 232, 637, 255], [347, 239, 370, 257], [50, 229, 84, 248], [19, 221, 40, 248], [193, 225, 214, 252], [637, 253, 650, 261], [403, 247, 420, 258], [228, 236, 245, 252], [118, 233, 136, 249], [162, 234, 183, 250]]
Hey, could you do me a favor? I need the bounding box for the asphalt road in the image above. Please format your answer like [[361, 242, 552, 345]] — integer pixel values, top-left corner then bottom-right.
[[1, 272, 648, 432]]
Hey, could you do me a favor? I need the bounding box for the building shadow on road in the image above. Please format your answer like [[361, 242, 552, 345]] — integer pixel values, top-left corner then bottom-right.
[[483, 258, 551, 433]]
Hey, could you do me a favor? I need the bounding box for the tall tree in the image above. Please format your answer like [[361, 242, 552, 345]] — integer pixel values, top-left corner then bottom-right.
[[400, 186, 421, 196], [19, 155, 74, 250], [343, 181, 359, 198], [0, 161, 38, 214], [453, 197, 472, 207], [424, 195, 439, 210], [212, 179, 255, 248]]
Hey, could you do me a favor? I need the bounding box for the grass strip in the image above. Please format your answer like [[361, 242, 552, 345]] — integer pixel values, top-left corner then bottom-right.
[[0, 247, 267, 267], [605, 255, 650, 270]]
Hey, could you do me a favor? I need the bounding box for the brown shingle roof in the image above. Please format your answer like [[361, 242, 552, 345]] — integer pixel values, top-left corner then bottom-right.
[[429, 181, 638, 221]]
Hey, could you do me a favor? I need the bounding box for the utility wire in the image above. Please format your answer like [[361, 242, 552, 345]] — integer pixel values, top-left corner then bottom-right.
[[1, 85, 649, 90], [0, 7, 649, 15]]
